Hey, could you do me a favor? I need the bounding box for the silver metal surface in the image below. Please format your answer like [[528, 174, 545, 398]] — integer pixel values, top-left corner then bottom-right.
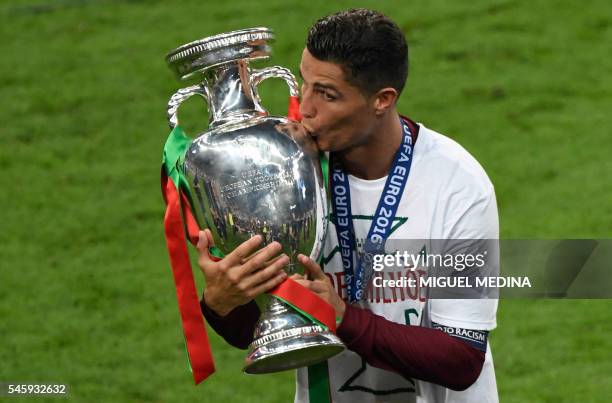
[[165, 28, 343, 374], [166, 84, 208, 129], [183, 116, 327, 266], [166, 27, 274, 81], [251, 66, 299, 97], [244, 297, 344, 374]]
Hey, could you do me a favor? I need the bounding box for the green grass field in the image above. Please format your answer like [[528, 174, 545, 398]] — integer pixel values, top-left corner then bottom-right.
[[1, 0, 611, 402]]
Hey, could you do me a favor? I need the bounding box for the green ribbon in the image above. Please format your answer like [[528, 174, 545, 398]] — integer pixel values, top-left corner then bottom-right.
[[319, 151, 329, 193], [308, 361, 332, 403], [309, 152, 332, 403], [162, 126, 190, 190], [162, 125, 224, 257]]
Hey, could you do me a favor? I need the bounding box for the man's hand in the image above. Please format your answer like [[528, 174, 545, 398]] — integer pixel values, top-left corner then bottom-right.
[[196, 229, 289, 317], [291, 254, 346, 320]]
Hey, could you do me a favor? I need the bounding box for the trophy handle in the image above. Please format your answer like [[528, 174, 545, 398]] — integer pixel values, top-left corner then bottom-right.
[[166, 84, 210, 129], [250, 66, 300, 107]]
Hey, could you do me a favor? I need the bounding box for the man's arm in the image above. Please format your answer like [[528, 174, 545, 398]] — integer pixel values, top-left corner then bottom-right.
[[337, 304, 485, 391], [294, 254, 485, 391], [200, 296, 260, 350]]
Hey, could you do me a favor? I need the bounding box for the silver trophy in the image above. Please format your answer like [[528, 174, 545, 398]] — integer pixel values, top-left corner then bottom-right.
[[165, 28, 344, 374]]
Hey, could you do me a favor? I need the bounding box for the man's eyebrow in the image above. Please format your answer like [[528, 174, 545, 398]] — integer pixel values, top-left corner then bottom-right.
[[299, 69, 341, 93], [314, 82, 340, 93]]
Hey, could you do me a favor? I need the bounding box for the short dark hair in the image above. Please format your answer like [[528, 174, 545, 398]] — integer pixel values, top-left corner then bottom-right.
[[306, 9, 409, 97]]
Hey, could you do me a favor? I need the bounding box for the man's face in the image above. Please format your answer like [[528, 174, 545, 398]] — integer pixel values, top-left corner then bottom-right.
[[298, 48, 377, 152]]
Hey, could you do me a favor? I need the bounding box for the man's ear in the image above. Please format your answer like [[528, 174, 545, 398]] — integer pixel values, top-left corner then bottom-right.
[[373, 87, 398, 116]]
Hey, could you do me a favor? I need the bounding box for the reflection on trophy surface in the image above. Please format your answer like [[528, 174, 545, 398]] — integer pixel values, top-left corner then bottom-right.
[[165, 28, 344, 374]]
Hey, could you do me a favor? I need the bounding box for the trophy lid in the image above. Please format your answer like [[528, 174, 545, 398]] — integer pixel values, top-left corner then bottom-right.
[[166, 27, 274, 81]]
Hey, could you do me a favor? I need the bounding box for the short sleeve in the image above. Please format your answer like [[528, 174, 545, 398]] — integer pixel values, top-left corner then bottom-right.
[[431, 165, 499, 331]]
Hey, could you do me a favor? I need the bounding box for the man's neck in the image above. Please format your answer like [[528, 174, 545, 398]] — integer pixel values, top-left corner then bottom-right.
[[337, 112, 403, 180]]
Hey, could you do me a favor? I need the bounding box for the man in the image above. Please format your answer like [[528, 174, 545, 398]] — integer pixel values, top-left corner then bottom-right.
[[197, 9, 499, 403]]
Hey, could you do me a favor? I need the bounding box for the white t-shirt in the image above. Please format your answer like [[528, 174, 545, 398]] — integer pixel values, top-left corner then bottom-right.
[[294, 123, 500, 403]]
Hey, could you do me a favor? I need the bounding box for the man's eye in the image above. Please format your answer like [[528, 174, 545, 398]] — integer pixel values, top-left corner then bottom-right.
[[319, 90, 336, 101]]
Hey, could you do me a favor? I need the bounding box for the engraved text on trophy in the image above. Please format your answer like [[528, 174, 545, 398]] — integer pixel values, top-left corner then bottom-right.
[[221, 168, 294, 199]]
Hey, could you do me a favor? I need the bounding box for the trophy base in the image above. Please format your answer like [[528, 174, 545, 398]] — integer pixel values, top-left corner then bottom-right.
[[243, 298, 345, 374]]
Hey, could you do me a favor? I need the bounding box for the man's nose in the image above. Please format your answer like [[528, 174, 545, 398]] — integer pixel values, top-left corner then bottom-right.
[[299, 90, 315, 119]]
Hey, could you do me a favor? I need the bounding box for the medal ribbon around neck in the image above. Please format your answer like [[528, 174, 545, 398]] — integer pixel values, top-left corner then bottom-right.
[[331, 117, 415, 303]]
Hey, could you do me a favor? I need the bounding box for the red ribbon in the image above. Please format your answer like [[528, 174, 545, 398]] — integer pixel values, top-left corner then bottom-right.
[[270, 278, 336, 332], [162, 173, 215, 384], [179, 192, 200, 246], [288, 95, 302, 121]]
